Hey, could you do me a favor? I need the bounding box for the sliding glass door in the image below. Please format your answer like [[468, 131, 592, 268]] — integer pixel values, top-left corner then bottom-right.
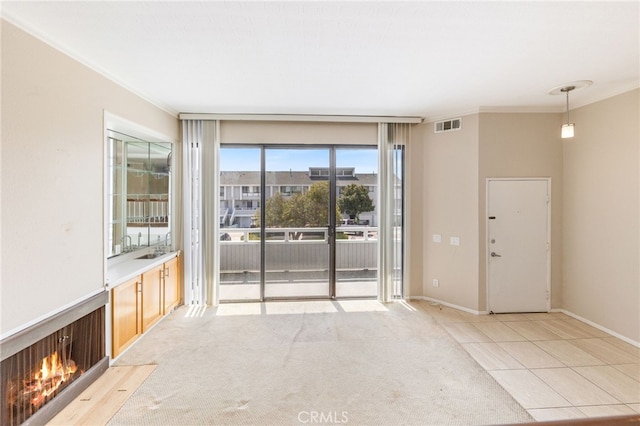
[[335, 148, 378, 298], [264, 148, 331, 298], [218, 147, 262, 301], [218, 145, 384, 301]]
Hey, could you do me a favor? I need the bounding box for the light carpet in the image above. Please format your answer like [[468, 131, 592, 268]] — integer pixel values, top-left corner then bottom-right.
[[109, 300, 533, 425]]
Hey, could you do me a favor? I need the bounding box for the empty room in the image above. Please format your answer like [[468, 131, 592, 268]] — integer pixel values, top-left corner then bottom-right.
[[1, 1, 638, 425]]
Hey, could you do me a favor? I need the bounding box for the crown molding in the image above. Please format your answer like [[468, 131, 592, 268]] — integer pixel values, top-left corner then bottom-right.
[[423, 108, 482, 124], [570, 80, 640, 111], [422, 83, 640, 123]]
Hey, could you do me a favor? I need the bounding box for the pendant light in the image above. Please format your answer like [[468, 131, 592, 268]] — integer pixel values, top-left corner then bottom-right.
[[548, 80, 592, 139], [561, 86, 575, 138]]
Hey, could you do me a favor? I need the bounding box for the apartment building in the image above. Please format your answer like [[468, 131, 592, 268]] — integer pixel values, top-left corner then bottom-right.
[[220, 167, 378, 228]]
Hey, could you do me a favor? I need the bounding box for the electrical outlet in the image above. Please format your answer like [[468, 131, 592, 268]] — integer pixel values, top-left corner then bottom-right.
[[432, 234, 442, 243], [450, 236, 460, 246], [433, 279, 439, 287]]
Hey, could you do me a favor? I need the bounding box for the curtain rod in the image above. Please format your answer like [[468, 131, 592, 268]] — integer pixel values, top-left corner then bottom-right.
[[178, 113, 423, 124]]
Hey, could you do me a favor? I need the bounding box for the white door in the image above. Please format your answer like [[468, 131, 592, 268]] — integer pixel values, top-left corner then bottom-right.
[[487, 179, 550, 313]]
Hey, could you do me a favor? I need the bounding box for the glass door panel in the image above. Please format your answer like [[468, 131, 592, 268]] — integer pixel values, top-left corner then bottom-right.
[[218, 147, 261, 301], [264, 148, 330, 298], [335, 148, 379, 298]]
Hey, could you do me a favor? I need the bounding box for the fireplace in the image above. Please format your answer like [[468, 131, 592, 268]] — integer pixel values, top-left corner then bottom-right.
[[1, 292, 109, 425]]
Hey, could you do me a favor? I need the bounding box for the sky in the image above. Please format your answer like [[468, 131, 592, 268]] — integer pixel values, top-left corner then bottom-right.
[[220, 147, 379, 174]]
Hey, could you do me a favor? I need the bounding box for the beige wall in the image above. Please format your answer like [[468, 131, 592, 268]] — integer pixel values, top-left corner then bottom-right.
[[420, 114, 481, 310], [419, 113, 562, 313], [221, 120, 377, 145], [0, 20, 179, 335], [562, 89, 639, 342], [478, 113, 563, 310]]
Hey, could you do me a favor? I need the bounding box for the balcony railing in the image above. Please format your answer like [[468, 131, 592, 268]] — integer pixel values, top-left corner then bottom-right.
[[219, 226, 381, 273], [218, 226, 403, 300]]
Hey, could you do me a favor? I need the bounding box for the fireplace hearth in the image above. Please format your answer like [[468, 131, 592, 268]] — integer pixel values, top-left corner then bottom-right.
[[1, 292, 108, 425]]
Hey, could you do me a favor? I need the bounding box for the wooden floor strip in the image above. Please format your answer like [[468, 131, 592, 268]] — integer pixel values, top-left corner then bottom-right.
[[48, 365, 157, 426]]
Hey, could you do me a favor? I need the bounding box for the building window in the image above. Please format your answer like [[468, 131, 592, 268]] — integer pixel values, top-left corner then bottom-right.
[[242, 186, 260, 196], [336, 168, 355, 178], [280, 186, 302, 195], [309, 168, 329, 177]]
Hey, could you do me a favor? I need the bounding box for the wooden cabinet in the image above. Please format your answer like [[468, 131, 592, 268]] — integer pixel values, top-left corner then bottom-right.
[[163, 256, 180, 314], [111, 276, 142, 358], [142, 264, 163, 331], [111, 253, 181, 358]]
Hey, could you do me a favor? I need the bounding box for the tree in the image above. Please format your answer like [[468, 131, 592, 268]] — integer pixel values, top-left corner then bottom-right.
[[253, 182, 341, 240], [305, 181, 333, 226], [338, 184, 374, 224], [283, 192, 309, 228], [264, 192, 287, 227]]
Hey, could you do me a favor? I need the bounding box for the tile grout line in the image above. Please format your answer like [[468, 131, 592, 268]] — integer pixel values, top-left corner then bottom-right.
[[436, 307, 639, 420]]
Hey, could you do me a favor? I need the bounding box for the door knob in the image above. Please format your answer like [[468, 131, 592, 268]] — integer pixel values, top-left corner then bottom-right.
[[491, 252, 502, 257]]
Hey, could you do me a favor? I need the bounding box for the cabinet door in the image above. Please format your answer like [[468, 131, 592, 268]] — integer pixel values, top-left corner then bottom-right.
[[112, 276, 141, 358], [163, 256, 180, 313], [142, 265, 163, 331]]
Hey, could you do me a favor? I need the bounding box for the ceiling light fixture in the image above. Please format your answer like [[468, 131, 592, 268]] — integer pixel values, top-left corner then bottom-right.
[[548, 80, 592, 140]]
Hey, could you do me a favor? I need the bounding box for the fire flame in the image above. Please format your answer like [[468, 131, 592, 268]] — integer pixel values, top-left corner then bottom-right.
[[26, 351, 78, 407]]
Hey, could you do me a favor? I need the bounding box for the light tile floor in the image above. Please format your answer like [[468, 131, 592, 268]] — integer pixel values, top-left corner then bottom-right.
[[416, 301, 640, 422]]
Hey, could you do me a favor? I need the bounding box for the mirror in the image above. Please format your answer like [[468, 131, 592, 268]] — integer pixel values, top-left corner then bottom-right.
[[107, 130, 172, 258]]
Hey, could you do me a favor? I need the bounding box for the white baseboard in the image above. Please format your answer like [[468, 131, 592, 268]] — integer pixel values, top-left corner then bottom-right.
[[559, 309, 640, 348], [409, 296, 640, 348], [408, 296, 489, 316]]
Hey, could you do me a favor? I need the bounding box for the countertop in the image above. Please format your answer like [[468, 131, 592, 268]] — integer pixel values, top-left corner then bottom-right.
[[106, 251, 179, 288]]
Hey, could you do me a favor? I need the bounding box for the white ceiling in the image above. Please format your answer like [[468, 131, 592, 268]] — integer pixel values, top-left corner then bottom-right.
[[2, 1, 638, 119]]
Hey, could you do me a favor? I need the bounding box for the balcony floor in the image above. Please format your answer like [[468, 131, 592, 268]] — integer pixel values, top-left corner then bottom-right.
[[219, 279, 378, 300]]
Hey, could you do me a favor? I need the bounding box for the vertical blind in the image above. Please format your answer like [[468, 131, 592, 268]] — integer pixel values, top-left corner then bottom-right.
[[182, 120, 204, 305], [378, 123, 410, 302]]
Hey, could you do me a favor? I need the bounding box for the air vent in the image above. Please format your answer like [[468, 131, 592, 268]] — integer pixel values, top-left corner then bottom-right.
[[434, 118, 462, 133]]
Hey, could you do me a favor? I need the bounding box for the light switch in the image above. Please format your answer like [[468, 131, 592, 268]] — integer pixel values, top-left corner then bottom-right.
[[450, 236, 460, 246], [432, 234, 442, 243]]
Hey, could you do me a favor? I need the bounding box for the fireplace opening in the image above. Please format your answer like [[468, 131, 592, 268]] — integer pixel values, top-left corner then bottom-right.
[[1, 295, 107, 426]]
